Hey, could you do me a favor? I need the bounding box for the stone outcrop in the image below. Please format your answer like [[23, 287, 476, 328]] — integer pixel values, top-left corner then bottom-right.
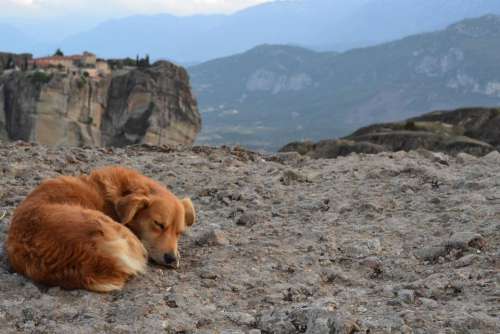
[[281, 139, 385, 159], [0, 58, 200, 147], [281, 108, 500, 158]]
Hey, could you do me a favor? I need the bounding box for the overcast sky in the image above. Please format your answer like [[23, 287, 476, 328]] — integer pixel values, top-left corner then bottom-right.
[[1, 0, 274, 18]]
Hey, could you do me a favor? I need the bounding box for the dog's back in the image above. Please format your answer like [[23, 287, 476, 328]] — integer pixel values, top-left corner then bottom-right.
[[6, 169, 148, 292]]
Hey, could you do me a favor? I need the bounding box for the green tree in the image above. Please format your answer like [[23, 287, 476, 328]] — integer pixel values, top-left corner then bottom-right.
[[53, 48, 64, 57]]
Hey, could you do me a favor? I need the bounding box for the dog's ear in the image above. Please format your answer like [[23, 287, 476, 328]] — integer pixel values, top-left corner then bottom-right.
[[116, 194, 150, 225], [181, 198, 196, 227]]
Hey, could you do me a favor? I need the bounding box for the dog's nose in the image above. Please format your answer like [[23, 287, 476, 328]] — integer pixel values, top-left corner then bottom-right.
[[164, 253, 179, 268]]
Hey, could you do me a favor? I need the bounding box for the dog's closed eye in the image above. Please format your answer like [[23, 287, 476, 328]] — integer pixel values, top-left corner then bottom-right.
[[154, 221, 165, 230]]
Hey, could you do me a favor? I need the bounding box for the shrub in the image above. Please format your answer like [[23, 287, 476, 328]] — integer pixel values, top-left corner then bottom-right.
[[404, 121, 418, 131], [77, 77, 87, 89], [82, 116, 93, 125], [30, 71, 51, 85]]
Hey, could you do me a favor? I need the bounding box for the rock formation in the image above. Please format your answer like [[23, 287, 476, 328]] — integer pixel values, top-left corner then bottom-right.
[[0, 56, 201, 147], [281, 107, 500, 158]]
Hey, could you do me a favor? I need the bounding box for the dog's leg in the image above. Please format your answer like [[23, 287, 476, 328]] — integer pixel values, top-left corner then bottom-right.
[[7, 204, 147, 292]]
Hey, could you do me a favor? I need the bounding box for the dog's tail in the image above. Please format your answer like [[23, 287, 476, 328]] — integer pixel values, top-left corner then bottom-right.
[[7, 203, 147, 292]]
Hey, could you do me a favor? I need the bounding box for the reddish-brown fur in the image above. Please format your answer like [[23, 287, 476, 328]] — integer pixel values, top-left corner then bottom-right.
[[6, 166, 195, 292]]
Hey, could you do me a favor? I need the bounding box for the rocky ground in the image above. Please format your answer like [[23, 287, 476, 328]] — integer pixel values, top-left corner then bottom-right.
[[280, 108, 500, 160], [0, 141, 499, 334]]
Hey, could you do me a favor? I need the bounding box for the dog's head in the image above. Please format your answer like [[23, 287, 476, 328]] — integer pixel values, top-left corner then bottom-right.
[[116, 193, 196, 268]]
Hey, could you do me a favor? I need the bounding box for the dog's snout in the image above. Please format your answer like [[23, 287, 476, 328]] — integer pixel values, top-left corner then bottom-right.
[[164, 253, 179, 268]]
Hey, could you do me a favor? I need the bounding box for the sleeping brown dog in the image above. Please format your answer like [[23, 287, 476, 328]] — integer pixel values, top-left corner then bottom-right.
[[6, 166, 195, 292]]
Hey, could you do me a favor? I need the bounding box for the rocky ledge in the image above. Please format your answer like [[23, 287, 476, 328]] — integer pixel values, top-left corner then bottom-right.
[[0, 57, 201, 147], [281, 108, 500, 159], [0, 142, 499, 333]]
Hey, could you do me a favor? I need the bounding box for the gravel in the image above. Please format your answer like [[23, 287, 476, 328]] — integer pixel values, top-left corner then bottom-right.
[[0, 142, 498, 333]]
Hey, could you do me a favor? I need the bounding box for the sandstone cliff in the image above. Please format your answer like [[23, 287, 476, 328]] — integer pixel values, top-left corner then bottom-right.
[[0, 59, 201, 147]]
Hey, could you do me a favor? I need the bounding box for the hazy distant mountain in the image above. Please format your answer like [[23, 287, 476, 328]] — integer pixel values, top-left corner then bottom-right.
[[3, 0, 500, 61], [0, 17, 105, 57], [329, 0, 500, 50], [57, 0, 368, 62], [190, 15, 500, 150], [58, 0, 500, 62]]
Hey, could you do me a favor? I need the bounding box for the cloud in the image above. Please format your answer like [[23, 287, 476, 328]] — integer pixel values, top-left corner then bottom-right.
[[8, 0, 34, 5], [0, 0, 274, 17]]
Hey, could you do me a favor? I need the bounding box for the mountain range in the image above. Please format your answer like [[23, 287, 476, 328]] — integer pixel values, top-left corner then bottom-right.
[[2, 0, 500, 62], [190, 15, 500, 150]]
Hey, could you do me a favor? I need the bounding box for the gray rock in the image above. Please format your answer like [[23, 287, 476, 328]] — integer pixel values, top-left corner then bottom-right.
[[236, 213, 263, 227], [397, 289, 416, 304], [280, 169, 311, 185], [321, 268, 352, 285], [448, 312, 499, 333], [454, 254, 479, 267], [305, 308, 359, 334], [417, 149, 450, 165], [258, 311, 296, 334], [445, 232, 486, 251], [196, 229, 229, 247], [481, 150, 500, 163], [382, 285, 396, 298], [225, 312, 256, 326], [342, 238, 382, 259], [456, 152, 478, 164], [273, 152, 306, 164], [258, 304, 359, 334], [414, 246, 448, 262], [199, 269, 219, 280], [419, 298, 439, 309]]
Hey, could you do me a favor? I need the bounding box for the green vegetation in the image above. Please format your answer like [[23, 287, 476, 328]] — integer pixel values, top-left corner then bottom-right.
[[81, 116, 93, 125], [30, 71, 52, 85], [77, 75, 87, 89], [107, 55, 151, 70], [107, 58, 131, 70], [404, 121, 418, 131]]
